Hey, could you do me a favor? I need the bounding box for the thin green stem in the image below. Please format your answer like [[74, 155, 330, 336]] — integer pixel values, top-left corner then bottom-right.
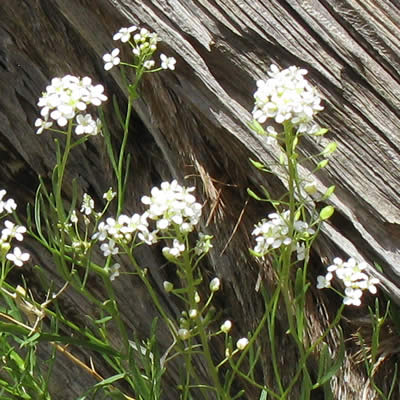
[[116, 93, 133, 215]]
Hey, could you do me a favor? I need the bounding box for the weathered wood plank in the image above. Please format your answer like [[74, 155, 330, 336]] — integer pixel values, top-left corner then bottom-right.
[[1, 0, 399, 398]]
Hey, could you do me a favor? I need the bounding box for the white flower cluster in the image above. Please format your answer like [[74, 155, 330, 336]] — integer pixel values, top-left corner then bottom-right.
[[252, 211, 314, 256], [317, 257, 379, 306], [103, 25, 176, 71], [252, 65, 323, 133], [92, 181, 205, 262], [92, 213, 152, 257], [35, 75, 107, 135], [141, 180, 202, 234], [0, 191, 30, 267]]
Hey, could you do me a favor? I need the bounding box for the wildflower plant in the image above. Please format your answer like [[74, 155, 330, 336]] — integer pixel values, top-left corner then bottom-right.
[[246, 64, 384, 398], [0, 23, 391, 400]]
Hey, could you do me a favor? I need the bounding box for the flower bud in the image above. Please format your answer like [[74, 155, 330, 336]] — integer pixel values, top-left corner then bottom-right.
[[178, 328, 190, 340], [304, 180, 317, 195], [236, 338, 249, 351], [189, 309, 198, 319], [163, 281, 174, 292], [209, 277, 221, 292], [103, 188, 116, 202], [221, 320, 232, 333], [194, 291, 200, 303]]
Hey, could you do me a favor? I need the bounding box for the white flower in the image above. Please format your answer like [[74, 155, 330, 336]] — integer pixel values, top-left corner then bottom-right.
[[75, 114, 101, 135], [144, 60, 155, 69], [162, 239, 185, 259], [103, 48, 121, 71], [296, 242, 306, 261], [189, 309, 198, 319], [1, 221, 26, 242], [70, 210, 78, 223], [327, 257, 346, 276], [366, 277, 379, 294], [160, 54, 176, 70], [138, 229, 158, 245], [109, 263, 120, 280], [103, 188, 116, 202], [83, 83, 107, 106], [113, 26, 137, 42], [236, 338, 249, 351], [209, 277, 221, 292], [343, 286, 363, 306], [6, 247, 30, 267], [34, 118, 53, 134], [100, 239, 119, 257], [221, 320, 232, 333], [293, 220, 315, 236], [0, 190, 17, 214], [133, 27, 150, 43], [80, 193, 95, 215], [316, 273, 332, 289], [92, 221, 108, 241]]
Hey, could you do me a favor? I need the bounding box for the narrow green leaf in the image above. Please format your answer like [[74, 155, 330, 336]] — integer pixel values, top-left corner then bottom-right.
[[321, 185, 336, 201], [249, 158, 265, 170], [247, 188, 263, 201], [317, 332, 345, 386], [94, 316, 113, 324]]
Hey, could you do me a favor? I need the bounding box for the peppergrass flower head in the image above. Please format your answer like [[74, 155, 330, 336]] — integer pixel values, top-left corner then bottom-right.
[[92, 213, 150, 245], [141, 180, 202, 234], [252, 211, 292, 255], [252, 64, 323, 133], [36, 75, 107, 132], [317, 257, 380, 306], [103, 48, 121, 70], [132, 28, 159, 57]]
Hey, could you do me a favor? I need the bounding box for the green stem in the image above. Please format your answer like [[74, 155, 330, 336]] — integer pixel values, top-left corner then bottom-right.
[[116, 92, 133, 215], [179, 234, 227, 400]]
